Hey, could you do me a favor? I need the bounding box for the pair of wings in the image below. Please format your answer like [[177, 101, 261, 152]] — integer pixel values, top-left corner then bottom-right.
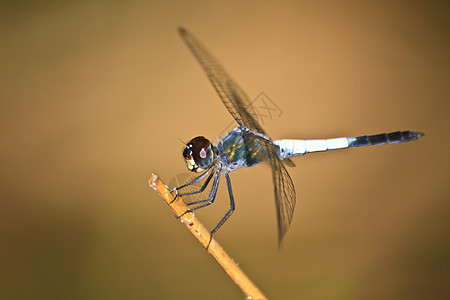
[[178, 27, 296, 244]]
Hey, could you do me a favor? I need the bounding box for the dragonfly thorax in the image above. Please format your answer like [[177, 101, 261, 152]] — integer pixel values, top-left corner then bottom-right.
[[217, 126, 270, 171], [183, 136, 216, 173]]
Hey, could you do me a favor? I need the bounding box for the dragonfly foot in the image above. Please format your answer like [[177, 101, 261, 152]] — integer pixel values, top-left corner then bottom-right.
[[170, 188, 179, 203], [175, 209, 191, 219], [205, 235, 213, 250]]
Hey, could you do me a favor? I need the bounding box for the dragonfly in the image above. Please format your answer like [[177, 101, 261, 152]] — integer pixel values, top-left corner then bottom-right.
[[173, 27, 424, 249]]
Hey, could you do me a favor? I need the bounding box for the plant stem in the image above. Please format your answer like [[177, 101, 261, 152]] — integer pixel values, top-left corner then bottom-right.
[[149, 173, 268, 300]]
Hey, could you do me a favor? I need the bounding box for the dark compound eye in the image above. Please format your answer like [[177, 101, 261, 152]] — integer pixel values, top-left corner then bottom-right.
[[182, 147, 192, 158], [183, 136, 214, 172]]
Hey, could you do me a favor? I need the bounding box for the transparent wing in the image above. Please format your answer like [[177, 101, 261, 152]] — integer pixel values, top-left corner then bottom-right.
[[266, 141, 296, 245], [179, 27, 296, 243], [178, 27, 266, 135]]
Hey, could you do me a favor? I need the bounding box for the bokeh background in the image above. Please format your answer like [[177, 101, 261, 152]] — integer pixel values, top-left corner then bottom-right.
[[1, 1, 448, 299]]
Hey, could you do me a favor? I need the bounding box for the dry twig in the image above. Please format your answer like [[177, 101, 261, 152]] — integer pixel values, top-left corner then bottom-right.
[[149, 173, 267, 300]]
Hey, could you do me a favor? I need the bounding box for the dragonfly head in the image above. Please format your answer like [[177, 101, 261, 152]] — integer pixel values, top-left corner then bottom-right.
[[183, 136, 215, 173]]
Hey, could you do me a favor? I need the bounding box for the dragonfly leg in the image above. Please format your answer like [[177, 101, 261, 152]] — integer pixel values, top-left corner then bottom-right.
[[171, 168, 214, 203], [206, 172, 235, 250], [178, 169, 215, 197], [175, 169, 222, 218]]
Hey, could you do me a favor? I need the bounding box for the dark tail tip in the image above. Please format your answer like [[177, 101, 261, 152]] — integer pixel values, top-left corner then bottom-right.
[[412, 131, 425, 139]]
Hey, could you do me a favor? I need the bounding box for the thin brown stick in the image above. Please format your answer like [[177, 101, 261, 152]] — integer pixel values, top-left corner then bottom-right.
[[149, 173, 268, 300]]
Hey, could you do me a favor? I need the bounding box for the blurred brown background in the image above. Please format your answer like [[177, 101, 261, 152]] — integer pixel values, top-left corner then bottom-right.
[[1, 1, 448, 299]]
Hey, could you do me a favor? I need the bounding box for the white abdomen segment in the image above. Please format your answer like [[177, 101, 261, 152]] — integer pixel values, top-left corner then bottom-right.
[[274, 138, 350, 159]]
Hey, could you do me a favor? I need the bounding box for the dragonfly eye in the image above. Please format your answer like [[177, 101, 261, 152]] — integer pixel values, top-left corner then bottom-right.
[[183, 136, 214, 172]]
